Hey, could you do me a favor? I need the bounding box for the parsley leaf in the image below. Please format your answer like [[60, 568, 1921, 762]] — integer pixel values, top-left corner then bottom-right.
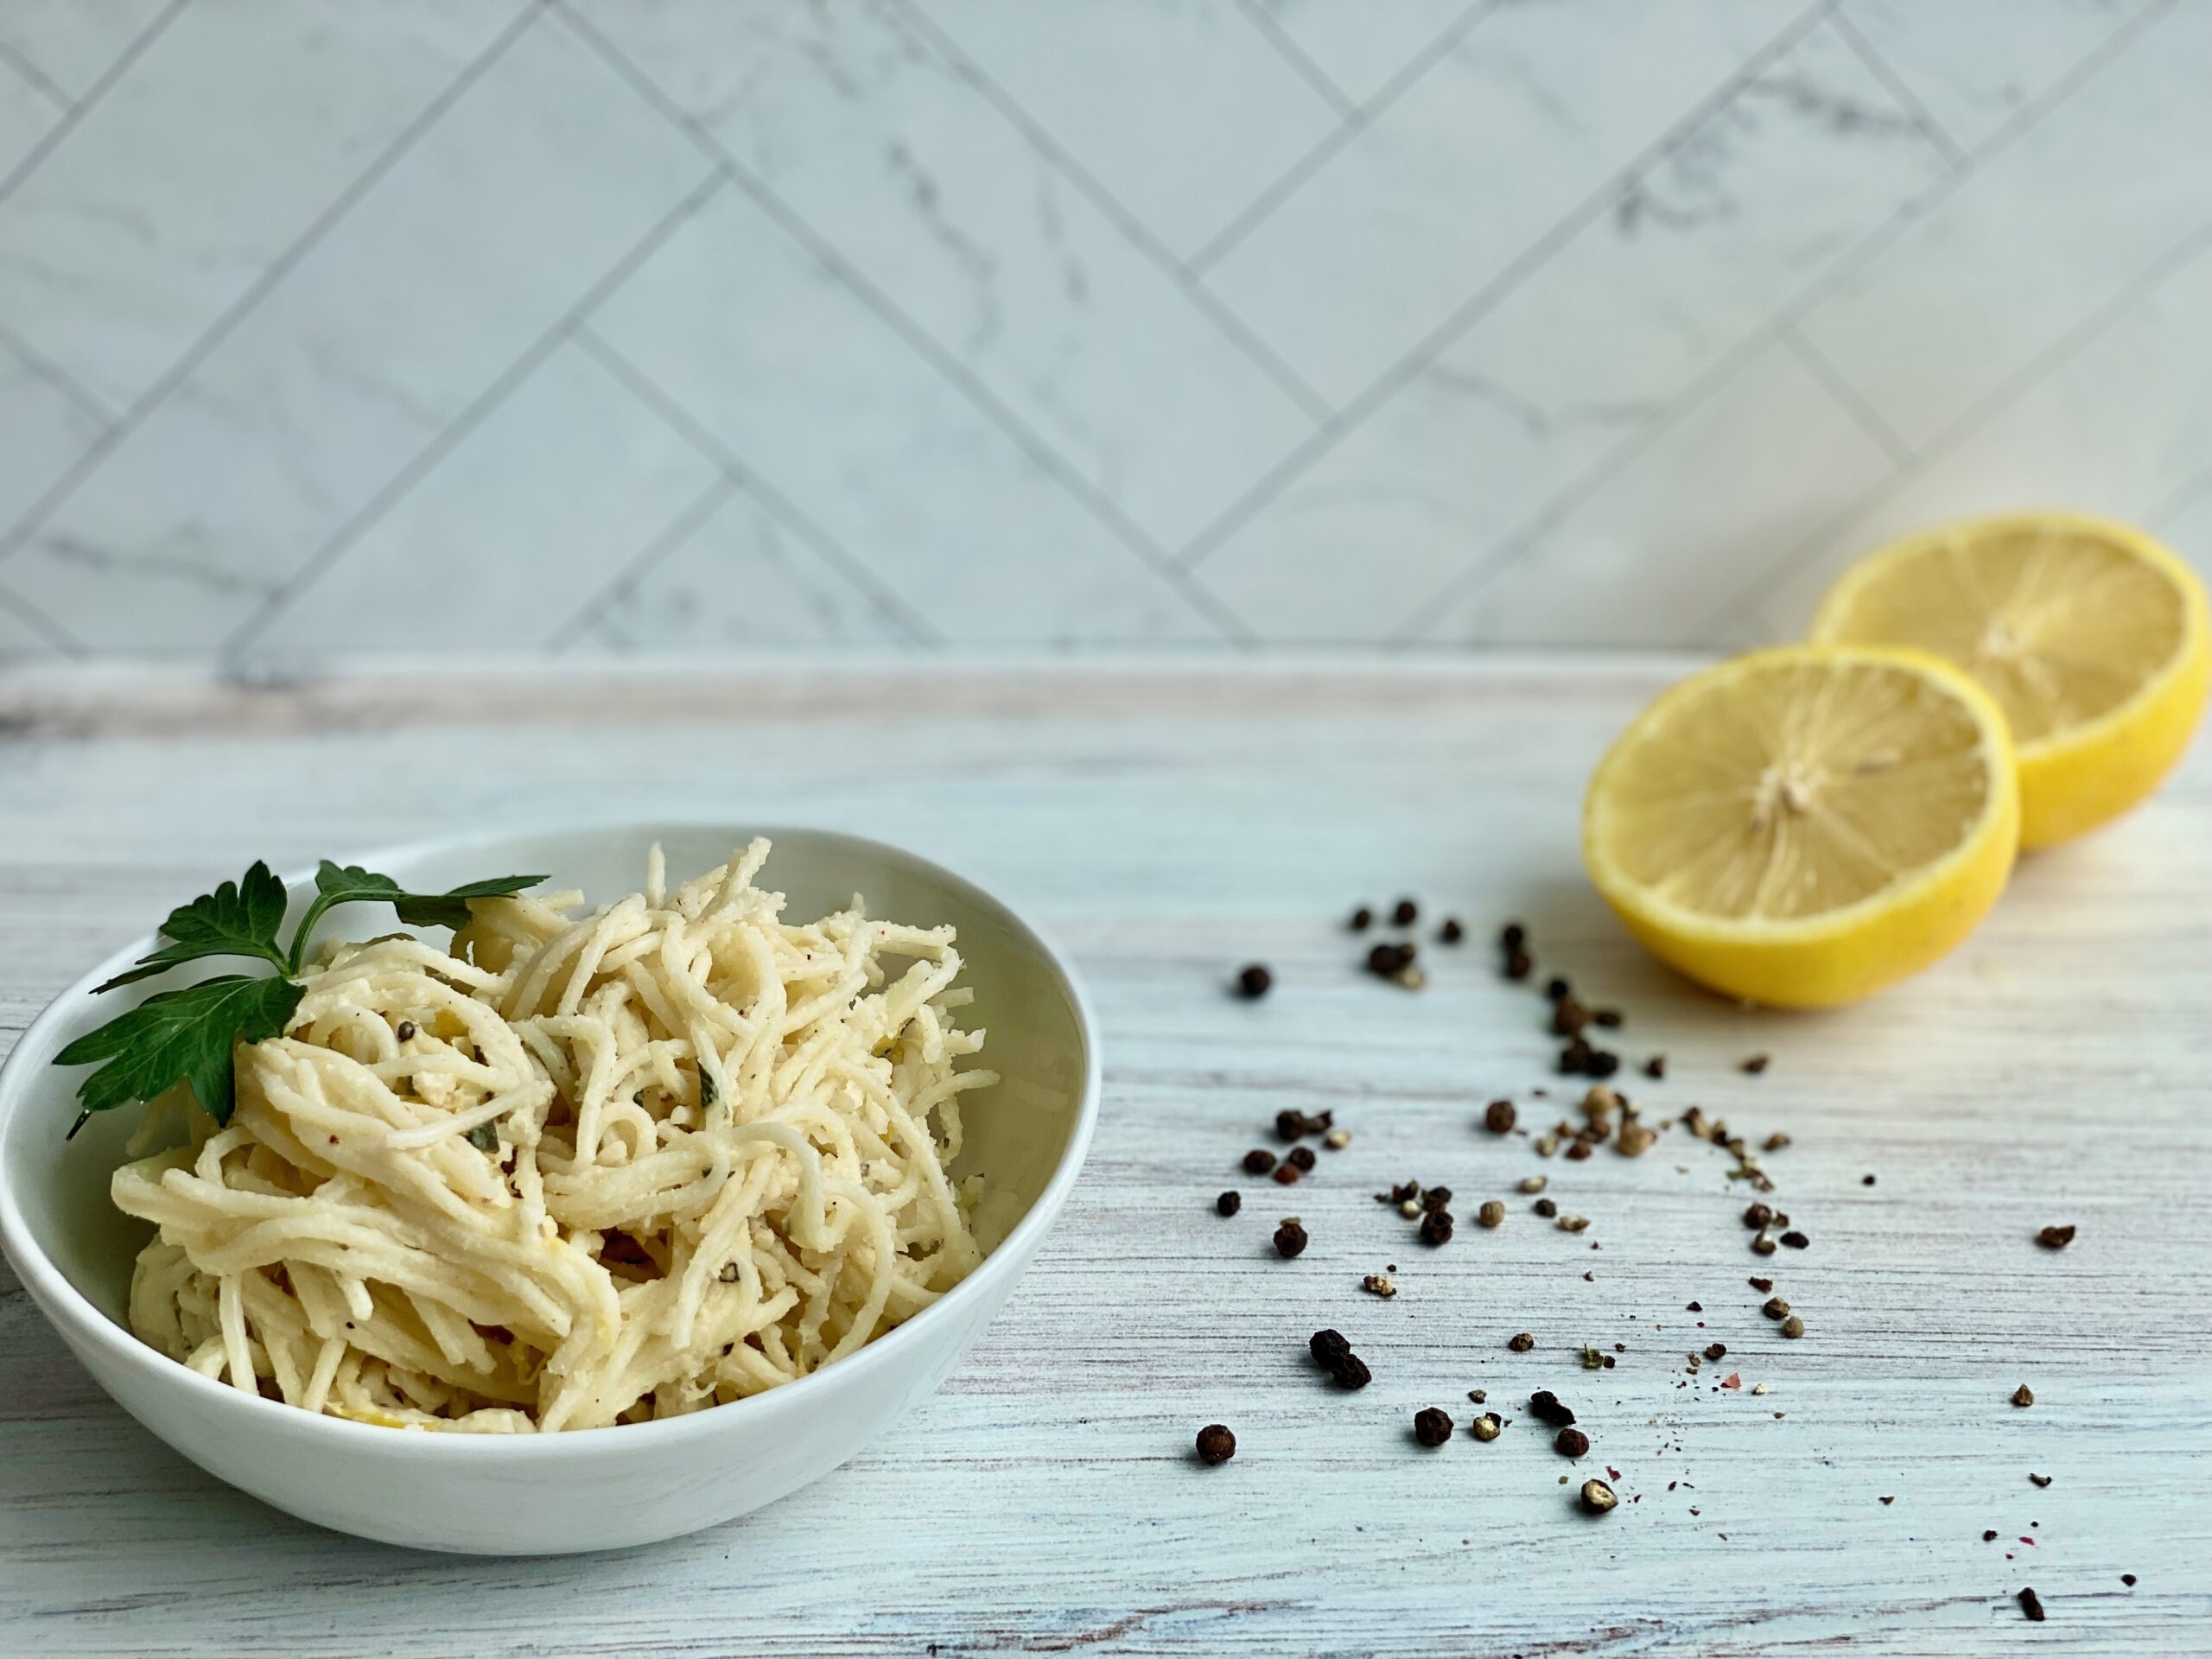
[[58, 976, 303, 1135], [290, 863, 544, 970], [92, 861, 289, 991]]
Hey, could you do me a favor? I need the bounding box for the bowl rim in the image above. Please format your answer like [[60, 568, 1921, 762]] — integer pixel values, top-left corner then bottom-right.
[[0, 819, 1101, 1459]]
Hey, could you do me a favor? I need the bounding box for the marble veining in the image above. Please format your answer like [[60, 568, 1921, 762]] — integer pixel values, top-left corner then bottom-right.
[[0, 0, 2203, 664]]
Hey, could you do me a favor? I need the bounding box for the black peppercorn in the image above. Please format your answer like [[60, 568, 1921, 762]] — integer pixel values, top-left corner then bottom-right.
[[1242, 1148, 1276, 1176], [1585, 1050, 1619, 1078], [1499, 922, 1526, 952], [1419, 1209, 1454, 1246], [1276, 1109, 1310, 1142], [1740, 1053, 1770, 1075], [1780, 1230, 1809, 1250], [1287, 1145, 1317, 1172], [1309, 1329, 1350, 1367], [395, 1020, 416, 1041], [1195, 1424, 1236, 1465], [1550, 998, 1588, 1037], [1508, 1332, 1535, 1352], [1743, 1202, 1773, 1229], [1643, 1054, 1666, 1079], [1533, 1198, 1557, 1217], [1215, 1190, 1241, 1217], [1392, 899, 1419, 927], [1420, 1185, 1452, 1211], [1349, 906, 1374, 932], [1331, 1351, 1372, 1389], [2037, 1224, 2075, 1249], [2017, 1587, 2044, 1623], [1543, 976, 1570, 1002], [1438, 917, 1464, 944], [1554, 1427, 1590, 1459], [1413, 1407, 1452, 1446], [1484, 1098, 1516, 1134], [1273, 1219, 1308, 1258], [1504, 949, 1532, 980], [1592, 1007, 1623, 1028], [1529, 1390, 1575, 1427], [1236, 963, 1272, 999], [1705, 1342, 1726, 1361]]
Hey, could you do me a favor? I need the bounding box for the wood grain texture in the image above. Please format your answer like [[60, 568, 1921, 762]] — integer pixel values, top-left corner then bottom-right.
[[0, 657, 2206, 1657]]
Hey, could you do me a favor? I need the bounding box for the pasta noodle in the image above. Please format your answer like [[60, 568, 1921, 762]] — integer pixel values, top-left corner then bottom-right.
[[109, 841, 1000, 1433]]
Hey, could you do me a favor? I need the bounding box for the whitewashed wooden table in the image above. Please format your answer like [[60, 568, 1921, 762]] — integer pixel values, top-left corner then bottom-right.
[[1, 658, 2206, 1657]]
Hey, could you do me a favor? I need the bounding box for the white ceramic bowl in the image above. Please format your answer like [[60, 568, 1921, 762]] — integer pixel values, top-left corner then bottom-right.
[[0, 823, 1096, 1554]]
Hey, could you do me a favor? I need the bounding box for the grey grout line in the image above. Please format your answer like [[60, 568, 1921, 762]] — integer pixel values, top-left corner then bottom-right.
[[553, 0, 1256, 651], [543, 474, 737, 652], [887, 0, 1332, 424], [0, 0, 188, 204], [1181, 0, 1496, 279], [1826, 3, 1970, 170], [1692, 219, 2212, 644], [0, 35, 71, 111], [570, 326, 948, 650], [0, 317, 118, 427], [219, 168, 728, 658], [1175, 0, 1831, 581], [1378, 0, 2183, 643], [1228, 0, 1358, 119], [1777, 319, 1917, 468], [0, 2, 543, 572], [0, 576, 84, 655]]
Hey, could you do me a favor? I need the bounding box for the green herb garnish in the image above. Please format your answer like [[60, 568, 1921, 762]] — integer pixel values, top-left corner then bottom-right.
[[55, 859, 544, 1137]]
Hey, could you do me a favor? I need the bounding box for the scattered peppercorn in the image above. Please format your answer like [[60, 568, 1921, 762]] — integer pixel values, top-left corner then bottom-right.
[[1421, 1185, 1452, 1211], [1438, 917, 1464, 944], [1565, 1140, 1592, 1162], [1243, 1148, 1277, 1176], [2037, 1224, 2076, 1249], [1555, 1427, 1590, 1458], [1399, 1198, 1421, 1217], [1744, 1203, 1773, 1229], [1740, 1053, 1770, 1074], [1236, 964, 1273, 999], [1349, 906, 1374, 932], [1420, 1209, 1455, 1246], [1505, 950, 1533, 981], [1478, 1199, 1506, 1229], [1310, 1329, 1349, 1366], [1509, 1332, 1535, 1353], [1861, 1173, 1875, 1185], [395, 1020, 416, 1041], [2012, 1384, 2034, 1408], [2017, 1587, 2044, 1623], [1195, 1424, 1236, 1465], [1781, 1314, 1804, 1338], [1215, 1190, 1241, 1217], [1273, 1220, 1308, 1259], [1705, 1343, 1726, 1361], [1557, 1213, 1589, 1234], [1276, 1109, 1309, 1142], [1366, 941, 1414, 977], [1387, 898, 1417, 927], [1484, 1099, 1517, 1134], [1579, 1479, 1618, 1515], [2030, 1473, 2052, 1489], [1533, 1198, 1557, 1218], [1764, 1132, 1791, 1152], [1751, 1233, 1777, 1255], [1984, 1530, 1999, 1542], [1362, 1273, 1395, 1298], [1499, 922, 1526, 952], [1586, 1050, 1619, 1078], [1414, 1407, 1453, 1446], [1617, 1121, 1656, 1157], [1272, 1164, 1300, 1185], [1748, 1275, 1772, 1292], [1332, 1351, 1371, 1389], [1592, 1008, 1623, 1029], [1470, 1412, 1503, 1442], [1643, 1054, 1666, 1079], [1287, 1146, 1317, 1172], [1544, 976, 1569, 1001], [1518, 1174, 1548, 1193], [1528, 1390, 1574, 1427], [1762, 1297, 1791, 1320], [1551, 998, 1589, 1037], [2121, 1574, 2136, 1586], [1780, 1230, 1809, 1250]]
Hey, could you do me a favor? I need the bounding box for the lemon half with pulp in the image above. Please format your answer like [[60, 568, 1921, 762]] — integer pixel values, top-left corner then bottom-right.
[[1583, 645, 2018, 1007], [1808, 512, 2209, 847]]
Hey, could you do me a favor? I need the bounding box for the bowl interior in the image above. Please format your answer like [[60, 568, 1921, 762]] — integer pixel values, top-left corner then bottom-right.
[[3, 824, 1090, 1337]]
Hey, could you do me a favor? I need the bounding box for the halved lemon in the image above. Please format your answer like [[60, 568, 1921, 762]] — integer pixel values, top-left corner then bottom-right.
[[1584, 645, 2018, 1007], [1808, 512, 2209, 847]]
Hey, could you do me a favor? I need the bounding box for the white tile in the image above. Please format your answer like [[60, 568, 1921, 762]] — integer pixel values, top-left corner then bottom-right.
[[1421, 338, 1899, 646], [1197, 18, 1947, 641], [599, 486, 922, 651], [1, 16, 709, 652], [573, 0, 1316, 550], [589, 188, 1222, 645], [0, 54, 60, 178], [0, 587, 63, 660], [1201, 0, 1805, 405], [1250, 0, 1478, 106], [1796, 6, 2212, 455], [1750, 242, 2212, 634], [0, 0, 526, 411], [251, 341, 721, 658], [0, 0, 169, 100], [909, 0, 1339, 261], [0, 339, 101, 534], [1840, 0, 2158, 152]]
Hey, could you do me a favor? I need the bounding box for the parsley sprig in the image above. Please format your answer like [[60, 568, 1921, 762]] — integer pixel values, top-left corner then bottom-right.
[[54, 860, 544, 1137]]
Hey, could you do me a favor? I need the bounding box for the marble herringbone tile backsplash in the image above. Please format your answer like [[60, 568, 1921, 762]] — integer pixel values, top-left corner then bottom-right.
[[2, 0, 2209, 664]]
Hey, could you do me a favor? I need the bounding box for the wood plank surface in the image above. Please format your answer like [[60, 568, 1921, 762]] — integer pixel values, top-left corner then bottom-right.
[[0, 658, 2205, 1657]]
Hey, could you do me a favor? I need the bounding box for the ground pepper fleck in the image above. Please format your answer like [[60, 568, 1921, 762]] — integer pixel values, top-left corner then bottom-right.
[[1195, 1424, 1236, 1465]]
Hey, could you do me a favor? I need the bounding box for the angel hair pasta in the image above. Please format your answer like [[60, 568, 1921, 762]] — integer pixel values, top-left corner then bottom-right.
[[110, 841, 999, 1432]]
